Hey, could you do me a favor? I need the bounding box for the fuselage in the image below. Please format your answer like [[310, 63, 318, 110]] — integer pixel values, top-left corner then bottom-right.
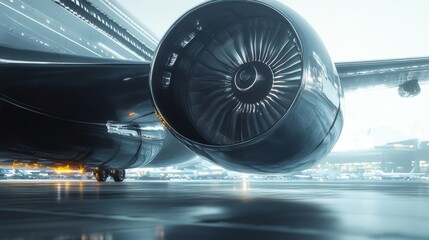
[[0, 0, 195, 169]]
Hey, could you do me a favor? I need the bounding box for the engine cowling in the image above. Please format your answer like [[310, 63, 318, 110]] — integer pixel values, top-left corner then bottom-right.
[[150, 0, 343, 173]]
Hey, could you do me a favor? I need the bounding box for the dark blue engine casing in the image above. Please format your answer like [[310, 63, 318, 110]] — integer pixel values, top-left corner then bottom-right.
[[150, 0, 343, 173]]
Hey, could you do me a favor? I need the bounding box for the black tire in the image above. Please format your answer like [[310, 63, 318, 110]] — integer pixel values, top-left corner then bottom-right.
[[112, 169, 125, 182], [95, 169, 108, 182]]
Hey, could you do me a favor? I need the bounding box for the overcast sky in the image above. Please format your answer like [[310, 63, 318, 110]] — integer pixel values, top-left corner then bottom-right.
[[116, 0, 429, 62], [115, 0, 429, 151]]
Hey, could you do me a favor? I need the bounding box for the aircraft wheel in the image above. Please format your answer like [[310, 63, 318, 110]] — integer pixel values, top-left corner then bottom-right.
[[111, 169, 126, 182], [95, 168, 108, 182]]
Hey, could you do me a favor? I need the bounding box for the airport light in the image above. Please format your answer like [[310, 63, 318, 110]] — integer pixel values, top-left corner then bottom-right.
[[51, 165, 84, 174], [11, 162, 40, 169]]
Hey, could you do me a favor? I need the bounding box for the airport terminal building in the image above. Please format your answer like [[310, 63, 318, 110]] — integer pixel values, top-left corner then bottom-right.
[[321, 139, 429, 174]]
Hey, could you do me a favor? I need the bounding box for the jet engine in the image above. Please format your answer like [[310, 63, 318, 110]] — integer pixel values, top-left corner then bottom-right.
[[150, 0, 344, 173]]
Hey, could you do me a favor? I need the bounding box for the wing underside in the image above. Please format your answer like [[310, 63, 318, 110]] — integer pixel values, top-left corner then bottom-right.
[[336, 57, 429, 96]]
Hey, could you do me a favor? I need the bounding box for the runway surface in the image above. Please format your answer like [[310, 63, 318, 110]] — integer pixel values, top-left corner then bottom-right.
[[0, 180, 428, 240]]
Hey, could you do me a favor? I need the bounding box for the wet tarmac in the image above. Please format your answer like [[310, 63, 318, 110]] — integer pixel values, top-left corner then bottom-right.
[[0, 180, 428, 240]]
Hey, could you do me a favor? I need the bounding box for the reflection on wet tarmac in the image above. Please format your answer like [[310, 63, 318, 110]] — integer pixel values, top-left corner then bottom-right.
[[0, 180, 428, 240]]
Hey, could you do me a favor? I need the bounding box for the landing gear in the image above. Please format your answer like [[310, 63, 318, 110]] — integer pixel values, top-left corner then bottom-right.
[[111, 169, 126, 182], [93, 168, 126, 182], [95, 168, 109, 182]]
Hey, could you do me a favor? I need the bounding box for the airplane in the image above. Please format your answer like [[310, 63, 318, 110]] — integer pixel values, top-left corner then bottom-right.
[[362, 168, 426, 180], [1, 0, 428, 182]]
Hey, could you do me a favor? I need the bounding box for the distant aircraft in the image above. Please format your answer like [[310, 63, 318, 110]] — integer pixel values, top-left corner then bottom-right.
[[1, 0, 428, 182], [363, 168, 426, 180]]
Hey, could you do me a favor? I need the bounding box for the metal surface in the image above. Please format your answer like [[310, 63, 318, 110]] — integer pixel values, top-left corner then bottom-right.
[[1, 0, 425, 174], [0, 55, 193, 168], [0, 0, 196, 169], [0, 61, 152, 123], [336, 57, 429, 94], [0, 180, 428, 240], [151, 0, 343, 173], [0, 0, 157, 61]]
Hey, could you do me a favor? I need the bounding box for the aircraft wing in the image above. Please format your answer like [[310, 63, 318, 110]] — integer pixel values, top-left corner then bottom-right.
[[2, 0, 427, 176], [336, 57, 429, 97]]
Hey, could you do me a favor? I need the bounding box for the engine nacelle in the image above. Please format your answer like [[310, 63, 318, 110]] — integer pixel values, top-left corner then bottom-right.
[[150, 0, 343, 173]]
